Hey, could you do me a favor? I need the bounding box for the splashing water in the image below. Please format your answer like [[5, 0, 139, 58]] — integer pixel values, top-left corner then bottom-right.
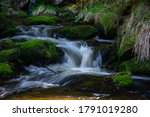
[[0, 25, 113, 98]]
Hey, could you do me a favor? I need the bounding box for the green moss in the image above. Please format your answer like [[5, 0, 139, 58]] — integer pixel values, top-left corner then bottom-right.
[[16, 40, 58, 64], [120, 58, 150, 75], [0, 49, 17, 62], [100, 12, 118, 33], [16, 40, 44, 48], [58, 25, 97, 39], [0, 39, 15, 51], [25, 15, 58, 25], [16, 11, 28, 18], [113, 72, 133, 87], [0, 63, 13, 76]]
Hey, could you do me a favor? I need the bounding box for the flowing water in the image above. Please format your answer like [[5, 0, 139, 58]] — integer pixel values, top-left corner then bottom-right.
[[1, 25, 150, 99]]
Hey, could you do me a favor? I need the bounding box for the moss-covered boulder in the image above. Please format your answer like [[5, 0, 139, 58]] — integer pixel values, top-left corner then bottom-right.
[[25, 15, 58, 25], [0, 49, 18, 63], [0, 39, 15, 51], [0, 63, 14, 79], [113, 72, 133, 87], [58, 25, 97, 39], [16, 40, 59, 65], [120, 58, 150, 75]]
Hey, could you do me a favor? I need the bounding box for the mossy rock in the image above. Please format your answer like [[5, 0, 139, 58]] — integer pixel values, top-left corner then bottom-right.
[[0, 63, 14, 78], [58, 25, 97, 39], [0, 49, 18, 62], [16, 40, 58, 65], [25, 15, 58, 25], [0, 12, 17, 37], [0, 39, 15, 51], [113, 72, 133, 87], [120, 58, 150, 75]]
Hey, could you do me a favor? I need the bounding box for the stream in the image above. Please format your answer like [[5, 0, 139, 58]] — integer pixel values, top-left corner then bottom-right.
[[0, 25, 150, 100]]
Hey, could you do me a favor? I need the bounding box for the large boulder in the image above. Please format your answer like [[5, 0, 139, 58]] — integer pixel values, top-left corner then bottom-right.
[[58, 25, 97, 39], [16, 39, 59, 65]]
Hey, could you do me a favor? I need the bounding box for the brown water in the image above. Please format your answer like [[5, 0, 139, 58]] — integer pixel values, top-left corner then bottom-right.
[[4, 87, 147, 100]]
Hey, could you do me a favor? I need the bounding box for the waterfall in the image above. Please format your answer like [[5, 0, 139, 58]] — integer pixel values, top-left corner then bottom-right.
[[16, 25, 62, 37], [0, 25, 113, 98]]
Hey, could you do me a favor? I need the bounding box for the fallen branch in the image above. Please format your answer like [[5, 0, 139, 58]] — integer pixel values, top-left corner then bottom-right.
[[43, 65, 56, 74]]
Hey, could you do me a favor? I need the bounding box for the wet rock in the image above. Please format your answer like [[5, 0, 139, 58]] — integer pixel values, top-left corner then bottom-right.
[[66, 75, 116, 94], [119, 58, 150, 75], [144, 91, 150, 99], [58, 25, 97, 39], [16, 39, 59, 65], [0, 39, 15, 51]]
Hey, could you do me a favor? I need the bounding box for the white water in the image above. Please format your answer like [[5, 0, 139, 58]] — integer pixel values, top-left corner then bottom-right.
[[0, 25, 115, 98], [1, 25, 149, 98], [16, 25, 62, 37], [95, 36, 115, 43]]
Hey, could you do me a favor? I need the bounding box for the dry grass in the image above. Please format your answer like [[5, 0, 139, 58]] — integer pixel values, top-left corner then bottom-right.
[[118, 3, 150, 61], [134, 28, 150, 62], [78, 11, 101, 23]]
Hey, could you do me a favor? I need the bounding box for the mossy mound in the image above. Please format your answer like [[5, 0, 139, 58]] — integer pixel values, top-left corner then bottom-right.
[[0, 39, 59, 78], [0, 39, 15, 51], [25, 15, 58, 25], [113, 72, 133, 87], [120, 58, 150, 75], [16, 40, 58, 65], [58, 25, 97, 39], [0, 49, 18, 62], [0, 63, 14, 78]]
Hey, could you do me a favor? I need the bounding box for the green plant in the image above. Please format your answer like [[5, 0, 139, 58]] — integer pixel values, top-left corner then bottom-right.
[[76, 1, 119, 33], [16, 11, 28, 18], [0, 63, 13, 75], [25, 15, 58, 25], [120, 58, 150, 75], [0, 49, 17, 62], [113, 72, 133, 87]]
